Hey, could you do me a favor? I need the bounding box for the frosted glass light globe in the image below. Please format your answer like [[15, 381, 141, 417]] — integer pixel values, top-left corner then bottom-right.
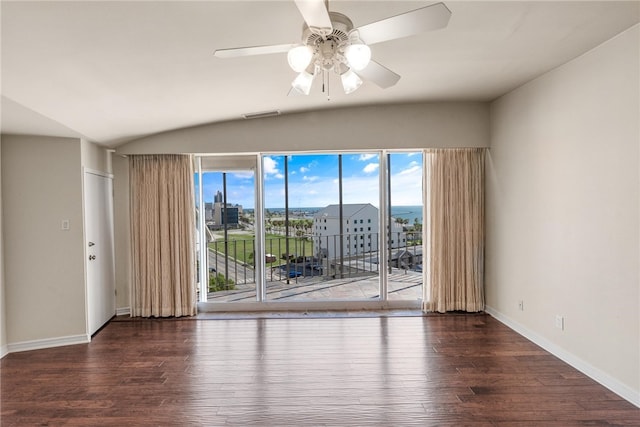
[[344, 44, 371, 71], [291, 71, 314, 95], [341, 69, 363, 94], [287, 46, 314, 72]]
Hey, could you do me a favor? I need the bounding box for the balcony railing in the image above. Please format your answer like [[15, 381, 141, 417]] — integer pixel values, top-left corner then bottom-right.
[[205, 231, 423, 288]]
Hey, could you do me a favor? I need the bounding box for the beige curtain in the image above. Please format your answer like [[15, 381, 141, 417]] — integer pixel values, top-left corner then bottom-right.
[[423, 148, 485, 313], [129, 154, 196, 317]]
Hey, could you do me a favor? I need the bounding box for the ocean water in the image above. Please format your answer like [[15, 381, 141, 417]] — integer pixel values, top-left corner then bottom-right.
[[390, 206, 423, 224], [253, 205, 424, 224]]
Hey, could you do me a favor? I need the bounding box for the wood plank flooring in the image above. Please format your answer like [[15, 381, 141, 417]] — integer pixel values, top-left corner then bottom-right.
[[2, 313, 639, 426]]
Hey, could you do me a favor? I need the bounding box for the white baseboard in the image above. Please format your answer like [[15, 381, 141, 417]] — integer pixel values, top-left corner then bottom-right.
[[485, 305, 640, 408], [1, 344, 8, 359], [116, 306, 130, 316], [7, 334, 90, 354]]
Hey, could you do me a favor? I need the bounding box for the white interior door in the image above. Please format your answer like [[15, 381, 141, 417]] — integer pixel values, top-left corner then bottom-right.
[[84, 170, 116, 335]]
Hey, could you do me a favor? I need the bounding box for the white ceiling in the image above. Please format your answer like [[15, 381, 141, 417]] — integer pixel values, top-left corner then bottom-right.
[[1, 1, 638, 147]]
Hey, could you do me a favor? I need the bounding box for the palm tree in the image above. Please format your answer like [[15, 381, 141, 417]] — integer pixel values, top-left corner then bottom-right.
[[304, 219, 313, 233]]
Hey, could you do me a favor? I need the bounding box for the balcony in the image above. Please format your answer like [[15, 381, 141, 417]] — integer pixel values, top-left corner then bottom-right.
[[203, 231, 423, 302]]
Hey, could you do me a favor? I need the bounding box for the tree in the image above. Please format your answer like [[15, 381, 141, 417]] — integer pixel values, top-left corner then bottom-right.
[[304, 219, 313, 233], [209, 273, 235, 292]]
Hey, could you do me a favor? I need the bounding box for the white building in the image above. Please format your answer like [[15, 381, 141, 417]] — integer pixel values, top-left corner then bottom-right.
[[204, 202, 214, 222], [313, 203, 405, 260]]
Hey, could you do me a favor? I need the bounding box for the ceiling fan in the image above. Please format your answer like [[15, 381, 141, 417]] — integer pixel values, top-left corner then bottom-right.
[[214, 0, 451, 96]]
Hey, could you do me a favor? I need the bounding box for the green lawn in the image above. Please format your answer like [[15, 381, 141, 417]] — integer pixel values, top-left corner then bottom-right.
[[208, 233, 314, 266]]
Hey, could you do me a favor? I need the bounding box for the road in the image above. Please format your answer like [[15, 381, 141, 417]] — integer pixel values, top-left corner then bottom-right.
[[208, 248, 255, 284]]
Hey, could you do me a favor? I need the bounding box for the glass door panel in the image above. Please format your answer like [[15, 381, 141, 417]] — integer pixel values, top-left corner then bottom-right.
[[195, 156, 258, 303], [262, 153, 380, 301], [387, 152, 424, 301]]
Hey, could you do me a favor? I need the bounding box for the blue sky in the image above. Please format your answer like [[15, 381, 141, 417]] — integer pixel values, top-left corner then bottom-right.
[[197, 152, 423, 209]]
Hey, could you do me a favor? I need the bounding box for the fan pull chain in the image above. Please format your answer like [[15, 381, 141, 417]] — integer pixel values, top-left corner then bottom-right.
[[324, 69, 331, 101]]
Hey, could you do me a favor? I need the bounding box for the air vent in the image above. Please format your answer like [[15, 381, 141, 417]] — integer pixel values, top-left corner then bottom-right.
[[242, 110, 281, 120]]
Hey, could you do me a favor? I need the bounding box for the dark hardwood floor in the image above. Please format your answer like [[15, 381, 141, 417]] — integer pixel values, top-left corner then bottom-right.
[[2, 313, 638, 426]]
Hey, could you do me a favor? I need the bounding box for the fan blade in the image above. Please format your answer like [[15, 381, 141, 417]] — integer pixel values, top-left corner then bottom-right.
[[294, 0, 332, 34], [356, 2, 451, 46], [356, 60, 400, 89], [214, 43, 298, 58]]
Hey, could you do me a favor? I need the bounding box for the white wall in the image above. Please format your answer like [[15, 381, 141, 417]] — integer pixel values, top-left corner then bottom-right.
[[0, 140, 6, 357], [81, 139, 112, 174], [486, 25, 639, 405], [112, 154, 130, 314], [2, 135, 88, 348], [117, 102, 489, 155]]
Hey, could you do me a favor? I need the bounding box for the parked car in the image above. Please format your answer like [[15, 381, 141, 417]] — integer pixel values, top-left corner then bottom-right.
[[279, 265, 303, 278]]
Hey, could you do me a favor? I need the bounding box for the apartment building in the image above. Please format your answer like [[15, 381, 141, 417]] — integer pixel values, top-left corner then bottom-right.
[[313, 203, 405, 260]]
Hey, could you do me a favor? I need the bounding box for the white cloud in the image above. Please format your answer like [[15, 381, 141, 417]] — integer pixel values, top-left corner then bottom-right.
[[263, 157, 280, 177], [340, 175, 380, 206], [389, 165, 423, 205], [232, 171, 253, 179], [266, 172, 382, 208], [363, 163, 379, 174], [358, 153, 377, 161], [398, 165, 421, 175], [300, 166, 309, 173], [303, 175, 319, 182]]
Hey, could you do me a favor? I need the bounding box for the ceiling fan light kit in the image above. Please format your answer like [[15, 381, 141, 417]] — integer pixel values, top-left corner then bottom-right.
[[292, 70, 315, 95], [340, 69, 363, 94], [214, 1, 451, 96], [344, 43, 371, 71], [287, 45, 314, 72]]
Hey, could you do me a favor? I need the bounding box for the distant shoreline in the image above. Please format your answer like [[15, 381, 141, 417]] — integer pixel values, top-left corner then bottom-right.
[[244, 205, 424, 223]]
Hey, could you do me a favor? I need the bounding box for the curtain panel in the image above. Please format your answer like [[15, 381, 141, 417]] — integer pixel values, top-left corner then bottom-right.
[[424, 148, 485, 313], [129, 154, 197, 317]]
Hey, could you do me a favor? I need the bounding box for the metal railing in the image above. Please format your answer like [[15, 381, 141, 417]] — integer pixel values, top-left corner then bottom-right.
[[206, 231, 423, 290]]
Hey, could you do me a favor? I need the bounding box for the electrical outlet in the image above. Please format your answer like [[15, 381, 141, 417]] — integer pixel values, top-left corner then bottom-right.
[[518, 300, 524, 311], [555, 315, 564, 330]]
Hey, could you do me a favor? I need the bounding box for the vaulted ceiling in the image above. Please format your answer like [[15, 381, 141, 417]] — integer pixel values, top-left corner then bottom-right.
[[1, 1, 638, 146]]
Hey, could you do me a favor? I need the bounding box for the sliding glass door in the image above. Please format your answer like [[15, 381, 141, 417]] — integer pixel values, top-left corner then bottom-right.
[[195, 151, 424, 306]]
